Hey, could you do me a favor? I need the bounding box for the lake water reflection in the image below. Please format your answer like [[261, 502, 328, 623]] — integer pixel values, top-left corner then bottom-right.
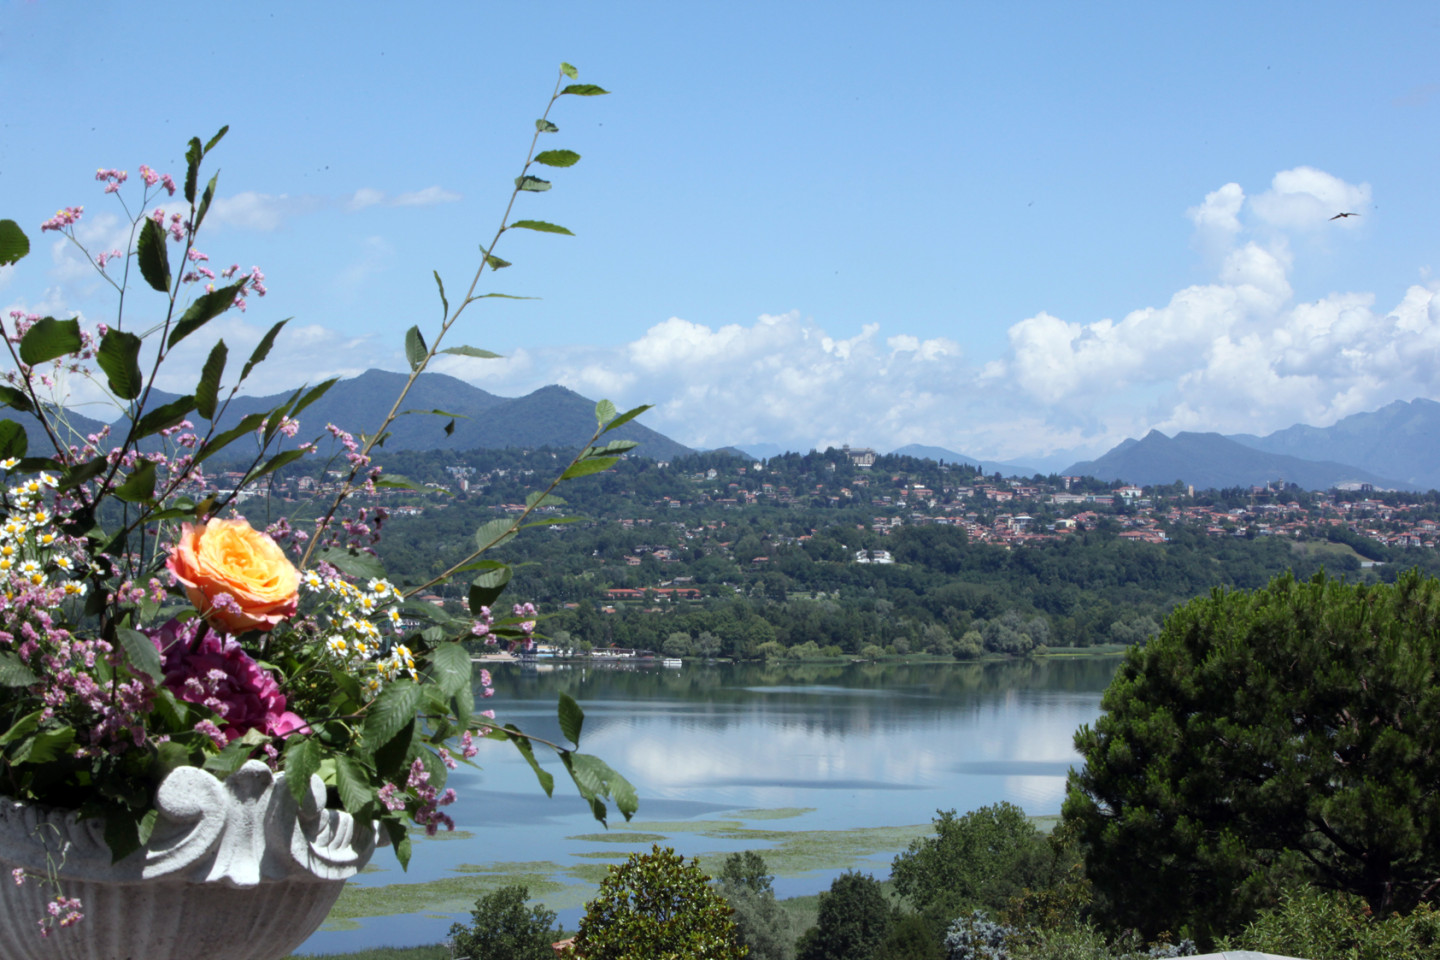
[[299, 656, 1121, 954]]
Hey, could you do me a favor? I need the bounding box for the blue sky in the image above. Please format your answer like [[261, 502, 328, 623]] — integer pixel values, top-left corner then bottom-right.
[[4, 2, 1439, 466]]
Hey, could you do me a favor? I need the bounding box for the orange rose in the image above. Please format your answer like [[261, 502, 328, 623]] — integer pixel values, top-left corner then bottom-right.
[[167, 518, 300, 633]]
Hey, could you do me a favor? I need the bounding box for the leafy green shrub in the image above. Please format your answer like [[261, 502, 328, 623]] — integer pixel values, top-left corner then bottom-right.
[[446, 884, 561, 960], [575, 845, 745, 960], [1221, 885, 1440, 960], [892, 804, 1059, 920]]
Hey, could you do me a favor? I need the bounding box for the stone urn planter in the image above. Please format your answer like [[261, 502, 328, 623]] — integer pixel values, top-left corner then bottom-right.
[[0, 759, 377, 960]]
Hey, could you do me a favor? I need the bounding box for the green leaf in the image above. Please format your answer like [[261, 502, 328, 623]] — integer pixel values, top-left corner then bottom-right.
[[505, 726, 554, 796], [116, 627, 163, 681], [601, 403, 653, 434], [484, 254, 512, 270], [440, 346, 502, 360], [429, 643, 473, 699], [241, 448, 305, 485], [509, 219, 574, 236], [561, 457, 619, 480], [284, 736, 322, 806], [364, 680, 420, 751], [433, 270, 449, 319], [374, 476, 420, 491], [558, 693, 584, 746], [241, 319, 288, 382], [565, 752, 638, 823], [474, 293, 539, 301], [533, 150, 580, 168], [560, 83, 609, 97], [196, 340, 227, 420], [315, 546, 387, 582], [112, 461, 158, 503], [195, 173, 218, 234], [168, 281, 246, 349], [204, 729, 269, 777], [0, 653, 37, 687], [525, 490, 566, 509], [132, 395, 195, 440], [185, 137, 203, 204], [515, 176, 552, 193], [0, 710, 40, 745], [19, 317, 82, 366], [588, 439, 638, 456], [137, 218, 171, 293], [404, 325, 427, 371], [334, 754, 376, 814], [290, 377, 338, 420], [12, 726, 73, 765], [474, 518, 518, 552], [535, 119, 559, 133], [469, 566, 513, 612], [384, 817, 412, 869], [60, 456, 108, 491], [560, 62, 578, 79], [194, 412, 266, 465], [0, 421, 26, 461], [203, 125, 229, 154], [97, 329, 145, 400], [0, 220, 30, 267], [595, 399, 617, 425], [0, 386, 33, 414]]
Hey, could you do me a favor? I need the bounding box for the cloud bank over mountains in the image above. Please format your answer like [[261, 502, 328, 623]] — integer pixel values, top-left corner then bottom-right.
[[10, 165, 1439, 463]]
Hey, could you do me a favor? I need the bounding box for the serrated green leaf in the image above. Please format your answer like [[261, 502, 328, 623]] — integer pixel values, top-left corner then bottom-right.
[[565, 752, 637, 822], [116, 627, 163, 681], [535, 119, 559, 133], [132, 395, 195, 440], [515, 176, 552, 193], [97, 329, 145, 401], [59, 455, 108, 491], [589, 439, 639, 456], [364, 679, 420, 750], [196, 340, 227, 420], [291, 377, 338, 420], [524, 490, 566, 509], [284, 736, 321, 805], [112, 461, 158, 503], [506, 727, 554, 796], [194, 412, 266, 465], [558, 693, 584, 746], [203, 731, 264, 777], [185, 137, 203, 204], [440, 346, 502, 361], [0, 386, 33, 414], [0, 421, 26, 461], [0, 653, 37, 688], [474, 518, 518, 552], [19, 317, 82, 366], [484, 254, 511, 270], [509, 219, 574, 237], [241, 319, 288, 382], [404, 325, 427, 371], [601, 403, 653, 434], [241, 448, 305, 486], [560, 83, 609, 97], [594, 399, 616, 425], [0, 220, 30, 267], [533, 150, 580, 168], [137, 218, 171, 293], [429, 643, 473, 699], [315, 546, 387, 582], [168, 281, 246, 349], [195, 172, 218, 234], [203, 125, 229, 154], [433, 270, 449, 319], [560, 62, 578, 79], [469, 566, 513, 612], [334, 753, 376, 814], [384, 817, 412, 869], [561, 457, 619, 480]]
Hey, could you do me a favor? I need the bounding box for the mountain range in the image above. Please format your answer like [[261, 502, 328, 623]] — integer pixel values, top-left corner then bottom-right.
[[10, 370, 695, 463], [10, 370, 1440, 492]]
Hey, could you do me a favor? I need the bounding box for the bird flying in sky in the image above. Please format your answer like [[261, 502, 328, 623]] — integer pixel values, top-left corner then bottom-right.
[[1329, 212, 1360, 220]]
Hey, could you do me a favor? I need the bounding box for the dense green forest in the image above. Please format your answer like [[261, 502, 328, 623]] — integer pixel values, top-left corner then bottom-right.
[[230, 444, 1440, 658]]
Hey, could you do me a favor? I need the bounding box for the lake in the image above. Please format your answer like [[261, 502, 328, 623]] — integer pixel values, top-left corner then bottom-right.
[[298, 656, 1122, 953]]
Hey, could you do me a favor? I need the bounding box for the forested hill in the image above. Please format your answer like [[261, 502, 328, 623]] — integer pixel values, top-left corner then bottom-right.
[[260, 445, 1440, 659]]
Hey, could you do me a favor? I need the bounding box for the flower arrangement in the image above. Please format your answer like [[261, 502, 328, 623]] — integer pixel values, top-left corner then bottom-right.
[[0, 63, 635, 936]]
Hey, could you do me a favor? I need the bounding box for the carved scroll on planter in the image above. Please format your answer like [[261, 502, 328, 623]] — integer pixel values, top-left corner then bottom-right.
[[0, 760, 377, 960]]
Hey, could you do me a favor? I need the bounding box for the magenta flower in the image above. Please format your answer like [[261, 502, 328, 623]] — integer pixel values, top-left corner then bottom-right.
[[149, 619, 306, 742]]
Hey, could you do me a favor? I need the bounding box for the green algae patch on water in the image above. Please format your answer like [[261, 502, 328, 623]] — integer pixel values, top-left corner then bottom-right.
[[565, 831, 669, 844], [325, 869, 571, 927], [732, 807, 815, 821]]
